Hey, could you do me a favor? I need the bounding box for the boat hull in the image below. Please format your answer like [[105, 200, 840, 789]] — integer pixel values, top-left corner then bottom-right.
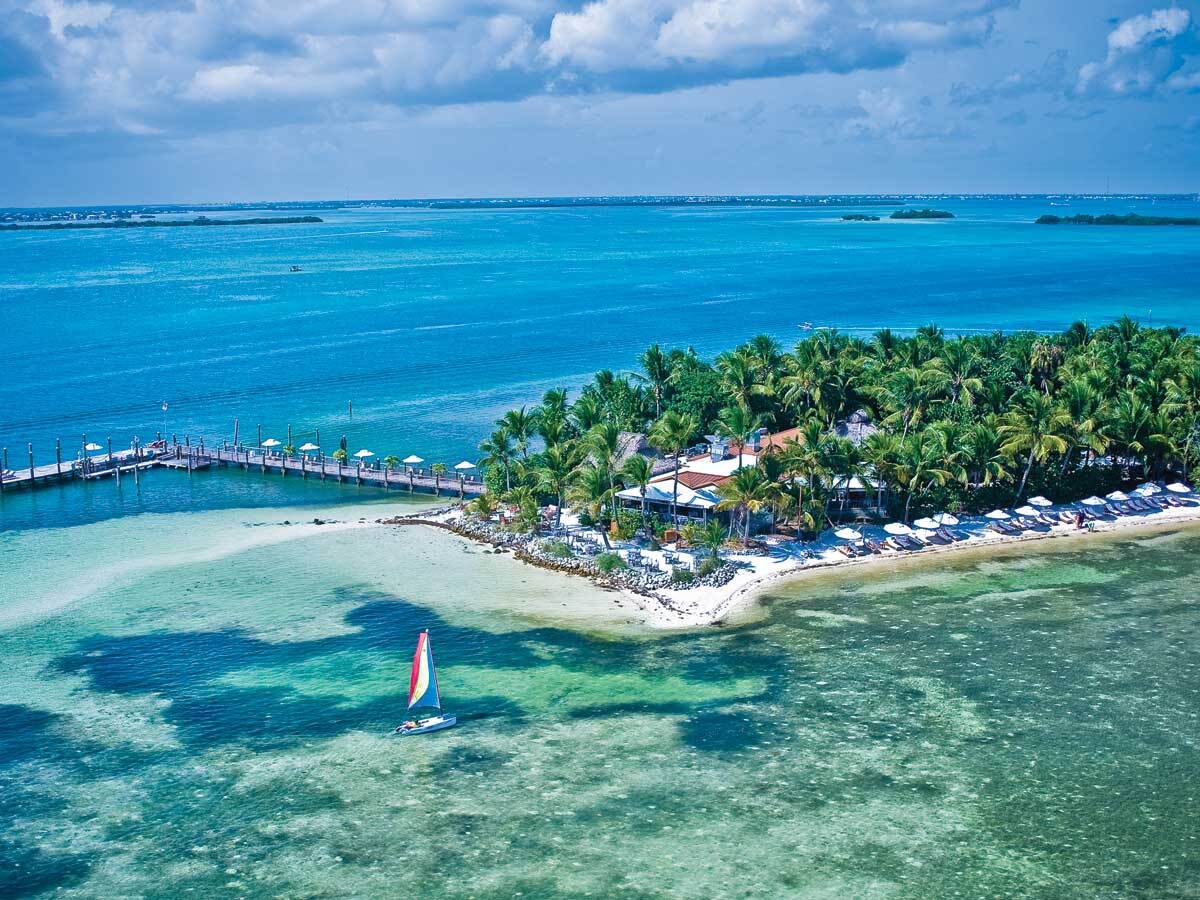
[[393, 715, 456, 736]]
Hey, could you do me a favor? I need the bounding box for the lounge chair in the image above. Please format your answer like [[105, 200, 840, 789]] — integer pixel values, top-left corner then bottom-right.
[[884, 537, 908, 552]]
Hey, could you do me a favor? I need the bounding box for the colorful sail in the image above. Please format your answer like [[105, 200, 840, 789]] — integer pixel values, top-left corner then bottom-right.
[[407, 630, 441, 711]]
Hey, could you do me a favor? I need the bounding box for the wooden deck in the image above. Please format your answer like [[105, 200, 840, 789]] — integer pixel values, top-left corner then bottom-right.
[[1, 439, 485, 499]]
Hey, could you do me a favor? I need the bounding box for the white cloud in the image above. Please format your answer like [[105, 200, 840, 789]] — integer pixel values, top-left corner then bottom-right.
[[1, 0, 1015, 138], [1076, 7, 1197, 97]]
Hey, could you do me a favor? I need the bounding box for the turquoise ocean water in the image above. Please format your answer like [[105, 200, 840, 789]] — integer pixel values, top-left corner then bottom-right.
[[2, 197, 1200, 896]]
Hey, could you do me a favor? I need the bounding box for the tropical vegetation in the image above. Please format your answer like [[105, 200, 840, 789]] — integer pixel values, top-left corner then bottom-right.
[[474, 318, 1199, 542]]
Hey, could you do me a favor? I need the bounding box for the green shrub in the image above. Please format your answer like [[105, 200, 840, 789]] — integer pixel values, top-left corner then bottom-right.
[[697, 556, 720, 577], [670, 567, 695, 585], [614, 508, 641, 541], [577, 511, 595, 527], [595, 552, 626, 574], [543, 540, 574, 560]]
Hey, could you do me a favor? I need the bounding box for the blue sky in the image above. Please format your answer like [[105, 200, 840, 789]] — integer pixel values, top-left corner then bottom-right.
[[1, 0, 1198, 204]]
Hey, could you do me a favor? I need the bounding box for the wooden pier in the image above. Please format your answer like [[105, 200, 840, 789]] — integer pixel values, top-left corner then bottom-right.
[[1, 436, 485, 500]]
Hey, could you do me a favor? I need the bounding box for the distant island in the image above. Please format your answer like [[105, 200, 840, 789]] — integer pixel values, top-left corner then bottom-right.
[[1036, 213, 1200, 226], [841, 213, 880, 221], [890, 208, 955, 220], [0, 216, 323, 232]]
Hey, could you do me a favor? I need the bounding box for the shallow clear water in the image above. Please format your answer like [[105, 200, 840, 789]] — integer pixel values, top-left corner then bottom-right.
[[2, 197, 1199, 466], [3, 500, 1198, 897]]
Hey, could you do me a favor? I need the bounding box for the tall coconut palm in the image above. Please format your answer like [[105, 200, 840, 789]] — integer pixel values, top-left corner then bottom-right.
[[621, 454, 654, 523], [999, 392, 1071, 500], [430, 462, 446, 494], [716, 465, 777, 544], [714, 402, 766, 460], [777, 419, 828, 530], [568, 463, 614, 547], [585, 422, 623, 520], [893, 430, 956, 522], [499, 406, 535, 459], [537, 442, 583, 528], [1165, 361, 1200, 479], [633, 344, 673, 418], [648, 410, 698, 524], [716, 348, 769, 412], [478, 428, 516, 491]]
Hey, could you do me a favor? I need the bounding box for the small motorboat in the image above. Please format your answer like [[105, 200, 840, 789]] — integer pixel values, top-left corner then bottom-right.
[[799, 321, 813, 330], [290, 265, 302, 272], [393, 629, 456, 736]]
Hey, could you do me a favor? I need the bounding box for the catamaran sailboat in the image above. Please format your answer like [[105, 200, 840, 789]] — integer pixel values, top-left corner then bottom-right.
[[393, 630, 456, 736]]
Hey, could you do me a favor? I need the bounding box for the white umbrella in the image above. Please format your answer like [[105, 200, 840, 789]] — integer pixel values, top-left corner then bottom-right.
[[914, 513, 959, 529], [834, 527, 863, 541], [1081, 496, 1106, 506], [84, 442, 103, 451], [1135, 482, 1161, 495], [883, 522, 913, 535], [454, 460, 476, 471], [1014, 505, 1040, 517], [914, 528, 939, 540], [1106, 490, 1130, 502], [403, 455, 424, 465], [985, 509, 1011, 519], [1166, 482, 1193, 494], [1027, 496, 1053, 507], [353, 449, 375, 459], [261, 438, 281, 447], [298, 442, 319, 452]]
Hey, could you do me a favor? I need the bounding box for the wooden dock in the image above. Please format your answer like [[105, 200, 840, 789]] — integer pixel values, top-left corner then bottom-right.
[[166, 442, 484, 498]]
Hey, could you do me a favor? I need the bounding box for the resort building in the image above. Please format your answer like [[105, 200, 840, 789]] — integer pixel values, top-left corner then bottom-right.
[[615, 416, 888, 524]]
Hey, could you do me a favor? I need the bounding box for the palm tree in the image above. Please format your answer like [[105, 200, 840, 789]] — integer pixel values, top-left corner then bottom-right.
[[999, 392, 1071, 500], [937, 340, 984, 406], [893, 430, 956, 522], [431, 462, 446, 495], [537, 442, 583, 528], [569, 463, 614, 547], [478, 428, 515, 491], [648, 410, 698, 524], [716, 348, 769, 412], [1165, 361, 1200, 479], [585, 423, 623, 521], [467, 492, 499, 520], [777, 419, 827, 531], [716, 465, 776, 544], [383, 455, 400, 471], [621, 454, 654, 523], [500, 406, 535, 459], [633, 344, 673, 418], [960, 417, 1011, 486], [714, 402, 765, 460], [332, 448, 348, 463]]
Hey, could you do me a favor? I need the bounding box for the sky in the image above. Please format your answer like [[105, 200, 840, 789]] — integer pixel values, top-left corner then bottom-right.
[[0, 0, 1198, 204]]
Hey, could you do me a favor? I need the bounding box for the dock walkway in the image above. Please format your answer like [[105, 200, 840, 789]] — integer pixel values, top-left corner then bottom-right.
[[1, 439, 485, 499]]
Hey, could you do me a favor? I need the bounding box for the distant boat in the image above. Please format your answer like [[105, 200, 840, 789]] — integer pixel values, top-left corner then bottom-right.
[[799, 321, 813, 330], [393, 630, 456, 736], [290, 265, 302, 272]]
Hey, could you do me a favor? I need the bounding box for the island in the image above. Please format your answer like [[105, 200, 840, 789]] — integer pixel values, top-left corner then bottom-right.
[[363, 315, 1200, 627], [1036, 213, 1200, 226], [890, 208, 955, 219], [841, 213, 880, 221], [0, 215, 323, 232]]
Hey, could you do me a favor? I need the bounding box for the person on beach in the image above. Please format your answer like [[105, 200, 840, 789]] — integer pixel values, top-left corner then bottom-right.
[[1075, 511, 1085, 529]]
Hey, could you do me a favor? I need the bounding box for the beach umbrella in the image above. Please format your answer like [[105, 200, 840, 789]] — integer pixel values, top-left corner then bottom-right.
[[261, 438, 281, 448], [1014, 505, 1040, 517], [1166, 482, 1193, 494], [834, 527, 863, 541], [1106, 490, 1130, 502], [84, 442, 102, 452], [454, 460, 476, 471], [914, 513, 959, 530], [1135, 482, 1161, 495], [914, 528, 939, 541], [353, 449, 375, 459], [883, 522, 913, 535], [985, 509, 1011, 519], [1027, 496, 1053, 507], [1081, 496, 1106, 506], [403, 455, 424, 465], [298, 442, 319, 452]]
